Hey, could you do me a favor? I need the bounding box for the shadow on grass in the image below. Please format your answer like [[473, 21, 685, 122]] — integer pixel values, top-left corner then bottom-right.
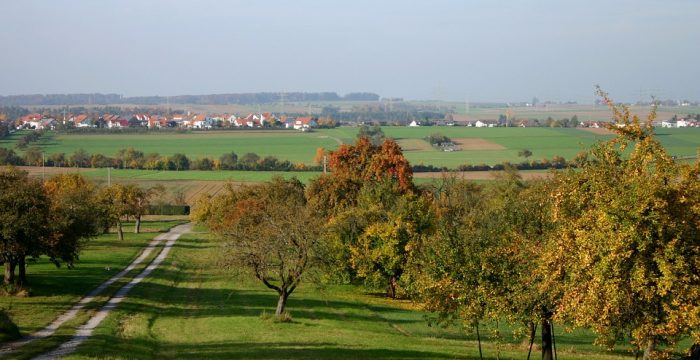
[[75, 337, 479, 360], [117, 280, 420, 326]]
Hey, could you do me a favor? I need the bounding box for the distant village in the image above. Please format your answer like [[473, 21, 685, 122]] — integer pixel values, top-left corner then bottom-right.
[[15, 112, 321, 131], [13, 110, 700, 131]]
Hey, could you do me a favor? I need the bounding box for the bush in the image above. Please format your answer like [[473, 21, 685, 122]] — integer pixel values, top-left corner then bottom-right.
[[146, 205, 190, 215]]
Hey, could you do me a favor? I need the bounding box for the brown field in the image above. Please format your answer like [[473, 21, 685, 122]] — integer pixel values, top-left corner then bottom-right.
[[414, 170, 552, 181], [397, 138, 433, 151], [580, 127, 613, 135], [452, 138, 506, 150]]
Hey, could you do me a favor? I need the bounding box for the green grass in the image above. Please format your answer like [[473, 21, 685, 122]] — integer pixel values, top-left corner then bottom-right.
[[56, 231, 640, 359], [0, 220, 184, 337], [37, 131, 339, 165], [3, 127, 699, 169]]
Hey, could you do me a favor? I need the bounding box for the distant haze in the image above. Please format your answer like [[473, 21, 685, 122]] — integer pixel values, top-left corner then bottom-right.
[[1, 0, 698, 103]]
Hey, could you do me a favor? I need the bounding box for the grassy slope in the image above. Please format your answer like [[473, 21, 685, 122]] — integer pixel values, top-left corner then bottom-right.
[[64, 231, 636, 360]]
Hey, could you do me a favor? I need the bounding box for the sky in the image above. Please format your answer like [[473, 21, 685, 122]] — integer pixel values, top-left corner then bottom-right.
[[1, 0, 698, 103]]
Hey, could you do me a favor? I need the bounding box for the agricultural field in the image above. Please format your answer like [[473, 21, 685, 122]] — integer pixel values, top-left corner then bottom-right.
[[19, 230, 643, 360], [3, 126, 699, 170]]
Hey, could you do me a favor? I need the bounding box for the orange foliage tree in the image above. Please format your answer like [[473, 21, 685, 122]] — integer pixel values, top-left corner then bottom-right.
[[328, 137, 413, 192]]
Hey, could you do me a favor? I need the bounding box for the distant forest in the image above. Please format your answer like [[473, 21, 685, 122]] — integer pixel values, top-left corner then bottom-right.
[[0, 92, 380, 106]]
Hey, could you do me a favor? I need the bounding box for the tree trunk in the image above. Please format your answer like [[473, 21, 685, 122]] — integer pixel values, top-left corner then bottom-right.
[[4, 260, 16, 285], [541, 317, 553, 360], [527, 321, 537, 360], [275, 291, 289, 317], [134, 216, 141, 234], [475, 322, 483, 360], [17, 256, 27, 285], [527, 321, 536, 345], [117, 220, 124, 241], [387, 275, 397, 299], [642, 337, 656, 360]]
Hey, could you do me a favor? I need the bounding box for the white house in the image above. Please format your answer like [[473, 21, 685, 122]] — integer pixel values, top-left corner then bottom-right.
[[474, 120, 496, 127], [661, 120, 676, 128], [293, 116, 317, 130], [408, 120, 420, 127]]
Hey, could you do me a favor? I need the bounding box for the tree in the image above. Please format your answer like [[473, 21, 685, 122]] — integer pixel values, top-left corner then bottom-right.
[[329, 137, 413, 192], [414, 176, 491, 356], [546, 89, 700, 359], [313, 147, 328, 166], [219, 151, 238, 170], [414, 171, 561, 359], [101, 184, 162, 238], [168, 153, 190, 171], [69, 148, 90, 168], [0, 168, 49, 285], [518, 149, 533, 159], [48, 152, 66, 167], [101, 184, 130, 241], [128, 185, 163, 233], [43, 174, 105, 271], [238, 152, 260, 168], [23, 147, 43, 167], [345, 181, 431, 298], [0, 148, 23, 166], [197, 178, 324, 317]]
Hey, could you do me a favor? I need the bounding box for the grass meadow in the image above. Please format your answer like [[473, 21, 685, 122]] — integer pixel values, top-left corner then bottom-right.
[[0, 220, 185, 353], [3, 126, 698, 169], [57, 230, 640, 360]]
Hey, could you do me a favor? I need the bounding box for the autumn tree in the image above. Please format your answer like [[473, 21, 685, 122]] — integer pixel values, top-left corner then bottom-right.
[[329, 137, 413, 192], [546, 89, 700, 359], [196, 178, 325, 317], [43, 174, 105, 272], [0, 167, 49, 285], [413, 171, 560, 359], [129, 185, 163, 233], [101, 184, 162, 238], [414, 176, 492, 357]]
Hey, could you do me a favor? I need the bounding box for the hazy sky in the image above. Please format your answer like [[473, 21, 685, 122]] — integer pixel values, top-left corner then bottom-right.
[[1, 0, 698, 102]]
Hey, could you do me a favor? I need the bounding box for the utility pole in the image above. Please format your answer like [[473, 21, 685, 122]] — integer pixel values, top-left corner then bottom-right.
[[42, 152, 45, 182]]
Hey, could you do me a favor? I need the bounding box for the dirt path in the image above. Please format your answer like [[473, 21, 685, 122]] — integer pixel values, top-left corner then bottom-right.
[[0, 224, 191, 359], [31, 223, 191, 359]]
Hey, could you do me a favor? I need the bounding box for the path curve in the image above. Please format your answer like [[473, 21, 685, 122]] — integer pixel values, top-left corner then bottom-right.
[[0, 226, 186, 357], [32, 223, 191, 359]]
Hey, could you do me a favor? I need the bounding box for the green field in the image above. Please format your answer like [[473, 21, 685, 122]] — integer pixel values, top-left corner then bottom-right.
[[0, 220, 184, 338], [80, 168, 323, 183], [11, 229, 638, 359], [3, 126, 699, 168]]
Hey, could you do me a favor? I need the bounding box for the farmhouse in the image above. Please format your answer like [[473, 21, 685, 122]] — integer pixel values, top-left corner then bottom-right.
[[474, 120, 497, 128], [293, 116, 317, 130]]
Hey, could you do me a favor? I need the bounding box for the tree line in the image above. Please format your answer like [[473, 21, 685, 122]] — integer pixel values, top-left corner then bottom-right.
[[0, 146, 326, 172], [193, 90, 700, 360], [0, 170, 160, 288]]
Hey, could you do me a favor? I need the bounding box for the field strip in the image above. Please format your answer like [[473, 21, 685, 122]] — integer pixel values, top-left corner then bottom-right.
[[0, 231, 175, 357], [33, 223, 192, 360]]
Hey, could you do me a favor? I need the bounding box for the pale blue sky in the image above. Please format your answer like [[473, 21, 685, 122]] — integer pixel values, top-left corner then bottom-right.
[[1, 0, 698, 102]]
